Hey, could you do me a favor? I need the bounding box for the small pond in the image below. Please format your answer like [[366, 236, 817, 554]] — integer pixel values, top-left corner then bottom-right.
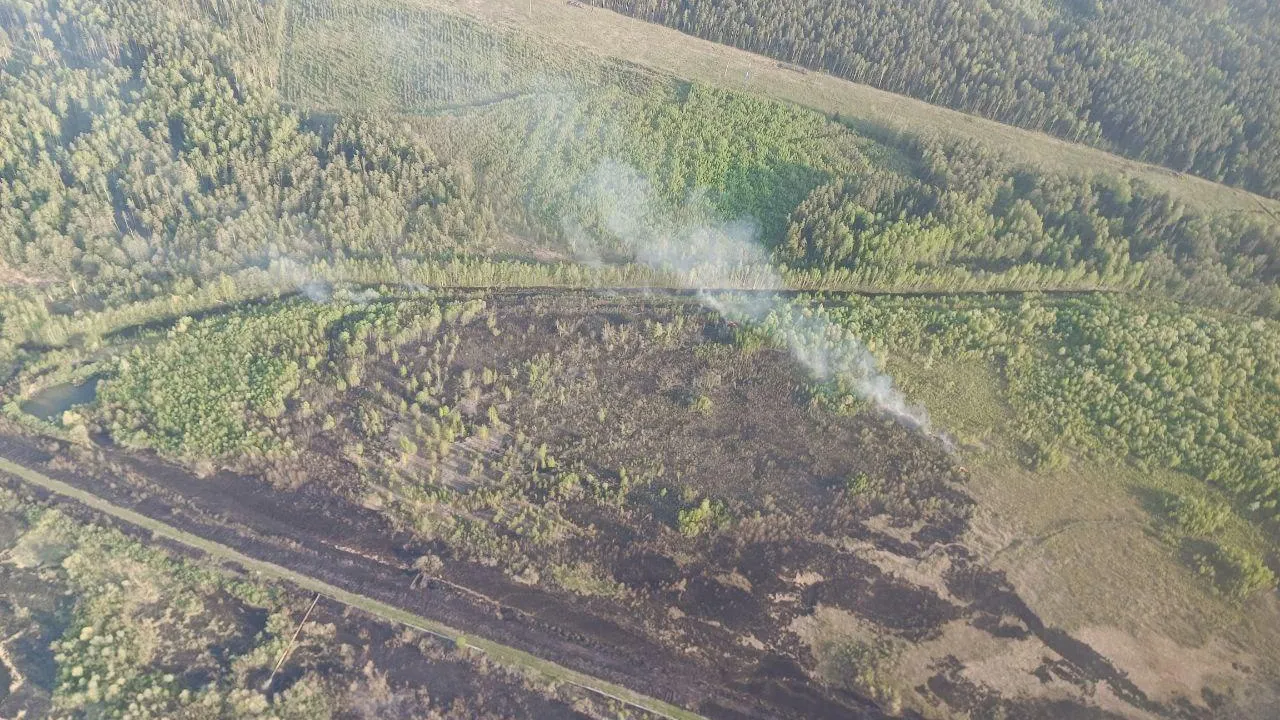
[[21, 377, 100, 421]]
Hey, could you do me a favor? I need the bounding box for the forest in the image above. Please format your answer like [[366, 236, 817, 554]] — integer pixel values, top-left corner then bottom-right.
[[0, 0, 1278, 717], [593, 0, 1280, 199], [0, 0, 1276, 335]]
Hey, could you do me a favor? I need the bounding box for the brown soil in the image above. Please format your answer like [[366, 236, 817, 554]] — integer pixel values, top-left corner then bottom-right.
[[0, 495, 598, 719], [0, 292, 1257, 719]]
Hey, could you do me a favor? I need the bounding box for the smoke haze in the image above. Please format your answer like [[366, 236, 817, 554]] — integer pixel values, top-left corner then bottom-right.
[[563, 160, 943, 440]]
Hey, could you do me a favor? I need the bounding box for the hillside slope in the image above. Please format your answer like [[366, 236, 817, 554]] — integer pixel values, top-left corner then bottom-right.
[[432, 0, 1280, 218], [588, 0, 1280, 200]]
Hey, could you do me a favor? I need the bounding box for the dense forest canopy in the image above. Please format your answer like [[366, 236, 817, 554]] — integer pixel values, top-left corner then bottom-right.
[[0, 0, 1277, 328], [593, 0, 1280, 200]]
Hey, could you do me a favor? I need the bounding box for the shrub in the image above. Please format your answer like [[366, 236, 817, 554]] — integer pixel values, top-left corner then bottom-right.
[[1163, 493, 1232, 537], [413, 554, 444, 576], [677, 497, 728, 537], [1190, 542, 1277, 600], [844, 473, 876, 496], [815, 635, 903, 713], [688, 394, 713, 415], [357, 404, 385, 438], [548, 562, 625, 598]]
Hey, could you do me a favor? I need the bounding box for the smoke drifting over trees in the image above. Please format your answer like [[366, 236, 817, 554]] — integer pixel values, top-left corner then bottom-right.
[[564, 160, 938, 435]]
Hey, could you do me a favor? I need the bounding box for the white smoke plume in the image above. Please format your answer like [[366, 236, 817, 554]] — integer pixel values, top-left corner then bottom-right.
[[269, 257, 333, 302], [268, 257, 379, 305], [564, 160, 944, 440]]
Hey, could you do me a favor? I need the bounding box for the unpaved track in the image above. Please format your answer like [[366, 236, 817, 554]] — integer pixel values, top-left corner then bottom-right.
[[0, 433, 888, 719], [0, 438, 709, 720]]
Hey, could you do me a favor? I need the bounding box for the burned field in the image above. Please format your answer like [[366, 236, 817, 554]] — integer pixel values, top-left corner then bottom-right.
[[2, 0, 1278, 714], [0, 481, 607, 720], [1, 290, 1237, 719]]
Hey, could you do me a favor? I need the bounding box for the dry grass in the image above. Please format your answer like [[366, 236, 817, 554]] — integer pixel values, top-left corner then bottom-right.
[[867, 352, 1280, 714], [970, 455, 1280, 646], [889, 356, 1012, 452], [877, 354, 1273, 637], [421, 0, 1280, 218]]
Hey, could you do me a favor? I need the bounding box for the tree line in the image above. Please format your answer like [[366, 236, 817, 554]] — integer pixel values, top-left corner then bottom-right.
[[2, 0, 1276, 336], [594, 0, 1280, 199]]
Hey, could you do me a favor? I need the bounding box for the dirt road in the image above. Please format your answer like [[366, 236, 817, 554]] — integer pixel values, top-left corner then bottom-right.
[[0, 432, 891, 719]]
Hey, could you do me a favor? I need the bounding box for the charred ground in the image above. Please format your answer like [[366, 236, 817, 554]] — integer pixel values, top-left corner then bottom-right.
[[2, 290, 1252, 719], [0, 476, 611, 720]]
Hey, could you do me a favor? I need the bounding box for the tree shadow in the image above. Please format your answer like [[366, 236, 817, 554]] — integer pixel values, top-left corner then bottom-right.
[[1127, 484, 1177, 526]]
